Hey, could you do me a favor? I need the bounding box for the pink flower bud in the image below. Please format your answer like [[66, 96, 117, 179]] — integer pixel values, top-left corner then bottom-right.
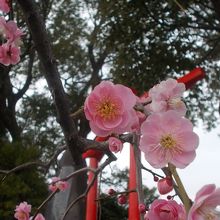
[[117, 194, 127, 205], [108, 188, 116, 195], [139, 203, 146, 214], [108, 137, 123, 153], [157, 177, 173, 195]]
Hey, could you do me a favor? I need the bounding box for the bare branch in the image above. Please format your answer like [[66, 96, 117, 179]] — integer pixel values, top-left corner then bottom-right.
[[0, 146, 66, 181]]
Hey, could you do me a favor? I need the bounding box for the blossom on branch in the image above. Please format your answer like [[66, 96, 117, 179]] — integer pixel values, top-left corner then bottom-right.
[[157, 177, 173, 195], [49, 177, 69, 192], [14, 201, 31, 220], [140, 110, 199, 168], [145, 199, 186, 220], [147, 78, 186, 116], [108, 136, 123, 153], [0, 17, 24, 45], [0, 42, 20, 66], [84, 81, 138, 136], [188, 184, 220, 220]]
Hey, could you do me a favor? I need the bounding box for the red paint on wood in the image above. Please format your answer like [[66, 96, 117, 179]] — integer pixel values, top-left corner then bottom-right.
[[86, 157, 98, 220], [128, 146, 140, 220]]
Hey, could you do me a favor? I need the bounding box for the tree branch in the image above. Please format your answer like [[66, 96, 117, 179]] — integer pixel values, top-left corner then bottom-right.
[[16, 0, 84, 165]]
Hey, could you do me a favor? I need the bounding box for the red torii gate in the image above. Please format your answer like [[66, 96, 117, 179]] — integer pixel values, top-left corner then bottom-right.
[[83, 67, 205, 220]]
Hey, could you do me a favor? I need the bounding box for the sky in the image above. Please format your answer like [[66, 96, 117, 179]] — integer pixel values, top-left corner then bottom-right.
[[98, 124, 220, 200]]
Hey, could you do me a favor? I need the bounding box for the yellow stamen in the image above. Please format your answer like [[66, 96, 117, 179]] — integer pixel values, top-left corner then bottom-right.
[[96, 98, 118, 120], [160, 134, 176, 149]]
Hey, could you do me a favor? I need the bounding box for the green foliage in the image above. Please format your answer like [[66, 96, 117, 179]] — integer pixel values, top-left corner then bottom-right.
[[0, 142, 48, 219]]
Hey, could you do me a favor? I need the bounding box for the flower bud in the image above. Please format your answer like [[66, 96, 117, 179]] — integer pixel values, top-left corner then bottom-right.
[[108, 137, 123, 153], [108, 188, 116, 195], [139, 203, 146, 214], [157, 177, 173, 195], [117, 194, 127, 205]]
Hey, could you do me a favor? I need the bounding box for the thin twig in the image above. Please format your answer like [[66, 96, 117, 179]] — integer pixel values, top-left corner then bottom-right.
[[32, 190, 58, 220], [0, 146, 66, 182]]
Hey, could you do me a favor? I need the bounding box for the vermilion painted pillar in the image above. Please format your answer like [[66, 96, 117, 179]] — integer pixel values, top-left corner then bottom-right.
[[85, 157, 99, 220], [128, 146, 140, 220]]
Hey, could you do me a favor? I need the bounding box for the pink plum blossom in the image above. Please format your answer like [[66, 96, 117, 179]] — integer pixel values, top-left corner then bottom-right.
[[108, 137, 123, 153], [0, 17, 24, 45], [14, 201, 31, 220], [49, 177, 69, 192], [157, 177, 173, 195], [146, 199, 186, 220], [0, 43, 20, 66], [147, 78, 187, 116], [0, 0, 10, 13], [84, 81, 138, 136], [188, 184, 220, 220], [140, 110, 199, 169]]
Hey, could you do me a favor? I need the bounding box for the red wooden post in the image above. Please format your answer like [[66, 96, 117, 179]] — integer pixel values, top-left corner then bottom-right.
[[85, 157, 99, 220], [128, 146, 140, 220], [83, 137, 107, 220]]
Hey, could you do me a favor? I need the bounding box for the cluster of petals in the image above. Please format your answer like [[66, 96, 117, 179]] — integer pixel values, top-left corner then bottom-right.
[[0, 16, 23, 66], [188, 184, 220, 220], [108, 136, 123, 153], [147, 78, 187, 116], [140, 110, 199, 168], [49, 177, 69, 192], [157, 177, 173, 195], [145, 199, 186, 220], [84, 81, 138, 136], [14, 201, 45, 220], [14, 201, 31, 220], [0, 0, 10, 13]]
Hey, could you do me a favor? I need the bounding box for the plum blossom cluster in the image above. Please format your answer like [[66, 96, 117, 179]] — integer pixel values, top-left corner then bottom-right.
[[14, 201, 45, 220], [0, 4, 23, 66], [48, 176, 69, 192], [85, 78, 220, 219]]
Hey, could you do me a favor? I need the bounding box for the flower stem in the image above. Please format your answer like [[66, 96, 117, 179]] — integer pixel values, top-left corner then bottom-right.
[[168, 163, 192, 213]]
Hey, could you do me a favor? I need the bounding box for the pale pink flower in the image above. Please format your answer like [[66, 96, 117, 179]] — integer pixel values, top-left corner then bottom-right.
[[0, 43, 20, 66], [146, 199, 186, 220], [14, 201, 31, 220], [0, 0, 10, 13], [108, 137, 123, 153], [49, 177, 69, 192], [188, 184, 220, 220], [157, 177, 173, 195], [84, 81, 138, 136], [0, 17, 23, 45], [148, 78, 186, 116], [140, 110, 199, 168]]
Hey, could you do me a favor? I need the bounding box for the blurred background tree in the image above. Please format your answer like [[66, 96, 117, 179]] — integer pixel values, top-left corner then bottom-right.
[[1, 0, 220, 218]]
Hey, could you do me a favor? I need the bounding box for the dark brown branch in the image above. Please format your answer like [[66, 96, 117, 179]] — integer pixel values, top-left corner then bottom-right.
[[13, 49, 35, 104], [16, 0, 84, 165]]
